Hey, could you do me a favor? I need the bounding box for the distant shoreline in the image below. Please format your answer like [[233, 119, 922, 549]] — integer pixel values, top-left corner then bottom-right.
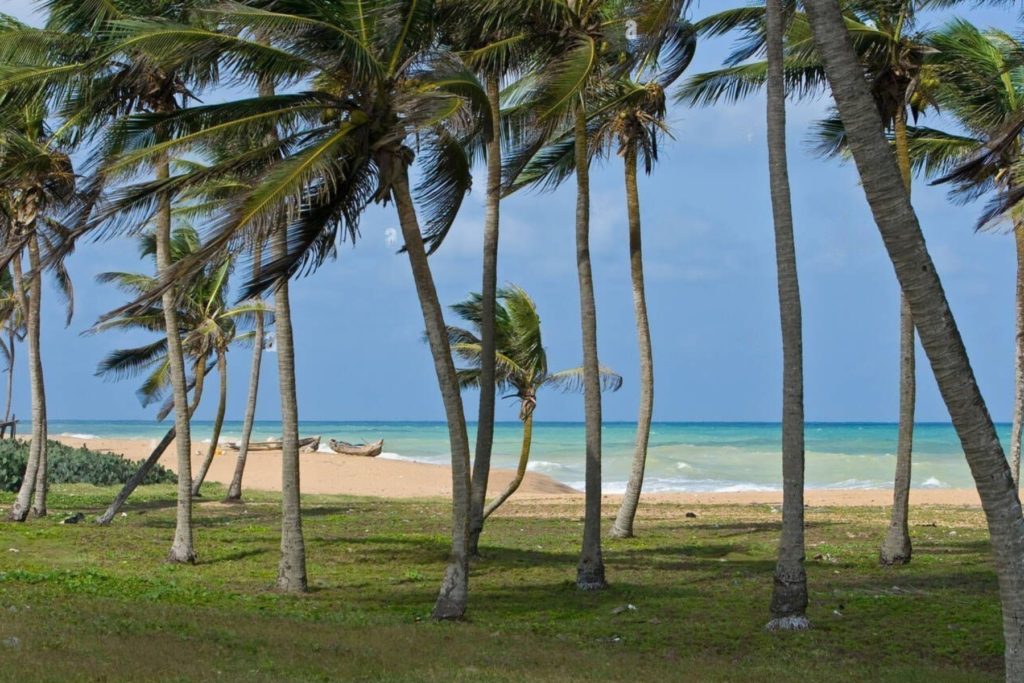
[[52, 436, 985, 506]]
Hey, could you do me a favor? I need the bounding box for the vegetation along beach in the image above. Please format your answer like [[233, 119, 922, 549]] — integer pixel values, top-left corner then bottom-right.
[[4, 0, 1024, 680]]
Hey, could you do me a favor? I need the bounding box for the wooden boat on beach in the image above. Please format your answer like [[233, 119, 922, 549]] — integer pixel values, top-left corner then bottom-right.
[[328, 439, 384, 457], [222, 435, 321, 453]]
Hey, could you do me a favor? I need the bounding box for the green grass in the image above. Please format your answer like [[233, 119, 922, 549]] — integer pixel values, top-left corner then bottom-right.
[[0, 484, 1004, 682]]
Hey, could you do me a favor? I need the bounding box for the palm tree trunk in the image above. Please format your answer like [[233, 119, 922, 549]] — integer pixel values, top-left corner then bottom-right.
[[26, 235, 47, 518], [765, 0, 808, 630], [96, 360, 206, 526], [483, 408, 534, 520], [255, 67, 308, 593], [611, 145, 654, 540], [805, 1, 1024, 676], [392, 168, 472, 620], [468, 73, 503, 557], [1010, 221, 1024, 488], [273, 220, 308, 593], [192, 351, 227, 496], [881, 107, 914, 565], [5, 327, 15, 425], [156, 153, 196, 564], [8, 245, 39, 522], [227, 242, 265, 502], [573, 109, 606, 591]]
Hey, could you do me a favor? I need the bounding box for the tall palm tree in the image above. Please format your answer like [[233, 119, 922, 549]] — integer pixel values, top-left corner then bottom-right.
[[764, 0, 807, 630], [0, 101, 76, 522], [437, 0, 539, 558], [899, 22, 1024, 487], [96, 0, 493, 616], [500, 0, 692, 589], [682, 0, 934, 569], [447, 285, 621, 525], [803, 1, 1024, 677]]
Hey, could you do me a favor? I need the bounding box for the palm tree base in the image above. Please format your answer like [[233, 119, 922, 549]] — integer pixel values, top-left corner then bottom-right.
[[576, 564, 607, 591], [166, 546, 196, 564], [765, 615, 810, 631], [431, 561, 468, 620], [276, 575, 308, 593], [609, 524, 634, 539], [879, 533, 912, 566], [7, 507, 28, 523]]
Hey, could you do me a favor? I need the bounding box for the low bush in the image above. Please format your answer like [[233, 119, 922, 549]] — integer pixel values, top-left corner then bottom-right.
[[0, 439, 176, 492]]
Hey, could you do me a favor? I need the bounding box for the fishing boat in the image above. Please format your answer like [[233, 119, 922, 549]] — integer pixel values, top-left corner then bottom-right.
[[222, 435, 321, 453], [328, 438, 384, 457]]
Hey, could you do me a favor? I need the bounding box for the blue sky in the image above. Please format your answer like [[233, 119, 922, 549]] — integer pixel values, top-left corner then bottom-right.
[[4, 1, 1022, 424]]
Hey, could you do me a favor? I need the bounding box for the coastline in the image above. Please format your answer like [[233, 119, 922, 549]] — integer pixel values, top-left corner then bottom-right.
[[54, 435, 983, 506]]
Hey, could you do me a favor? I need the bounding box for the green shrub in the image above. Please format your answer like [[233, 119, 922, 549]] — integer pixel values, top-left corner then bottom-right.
[[0, 439, 176, 492]]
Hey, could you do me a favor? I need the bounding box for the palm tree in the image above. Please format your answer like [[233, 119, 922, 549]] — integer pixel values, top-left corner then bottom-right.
[[96, 0, 494, 616], [438, 0, 537, 558], [898, 22, 1024, 488], [92, 226, 261, 502], [802, 1, 1024, 677], [448, 285, 621, 526], [500, 0, 692, 590], [22, 0, 224, 562], [682, 0, 935, 570], [764, 0, 807, 630], [225, 251, 267, 502], [607, 39, 696, 538], [0, 100, 77, 522]]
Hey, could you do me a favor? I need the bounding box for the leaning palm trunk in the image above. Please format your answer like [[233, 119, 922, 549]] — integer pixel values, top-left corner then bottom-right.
[[765, 0, 808, 630], [227, 243, 265, 501], [156, 153, 196, 564], [483, 403, 534, 520], [1011, 221, 1024, 488], [191, 351, 227, 496], [8, 237, 44, 522], [611, 146, 654, 539], [27, 236, 47, 517], [805, 1, 1024, 676], [392, 168, 472, 619], [96, 360, 206, 526], [273, 223, 308, 593], [881, 109, 915, 565], [573, 110, 606, 591], [469, 74, 503, 557]]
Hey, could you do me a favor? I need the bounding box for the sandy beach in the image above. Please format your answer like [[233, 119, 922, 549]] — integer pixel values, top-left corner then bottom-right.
[[53, 435, 983, 506]]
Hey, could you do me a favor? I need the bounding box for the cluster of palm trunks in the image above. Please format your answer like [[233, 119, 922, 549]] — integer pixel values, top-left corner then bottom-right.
[[1, 0, 1024, 680]]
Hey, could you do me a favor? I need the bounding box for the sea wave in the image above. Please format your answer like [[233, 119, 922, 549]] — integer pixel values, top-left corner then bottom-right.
[[920, 476, 949, 489], [60, 432, 99, 440], [810, 478, 891, 490], [377, 452, 448, 465], [527, 460, 565, 472], [589, 478, 780, 494]]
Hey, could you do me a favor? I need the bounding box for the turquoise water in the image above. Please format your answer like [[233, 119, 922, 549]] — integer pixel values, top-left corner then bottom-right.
[[47, 420, 1005, 493]]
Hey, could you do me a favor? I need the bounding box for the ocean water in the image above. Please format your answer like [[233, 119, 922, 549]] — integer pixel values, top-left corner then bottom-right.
[[47, 420, 1005, 493]]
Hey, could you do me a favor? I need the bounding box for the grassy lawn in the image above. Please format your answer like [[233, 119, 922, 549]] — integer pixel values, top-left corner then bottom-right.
[[0, 484, 1004, 682]]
